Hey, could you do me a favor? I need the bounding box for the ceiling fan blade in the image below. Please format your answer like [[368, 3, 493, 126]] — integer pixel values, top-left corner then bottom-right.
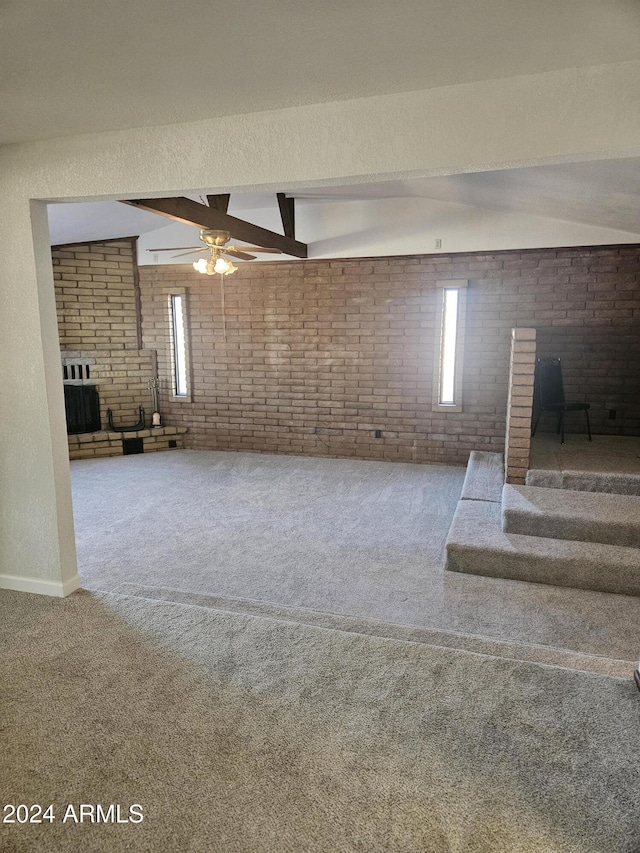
[[172, 248, 208, 259], [224, 249, 256, 261], [146, 246, 202, 252], [230, 246, 283, 254]]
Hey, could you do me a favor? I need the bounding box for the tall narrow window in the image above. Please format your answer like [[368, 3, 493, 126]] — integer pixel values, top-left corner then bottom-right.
[[433, 280, 467, 412], [439, 288, 459, 405], [170, 294, 188, 398]]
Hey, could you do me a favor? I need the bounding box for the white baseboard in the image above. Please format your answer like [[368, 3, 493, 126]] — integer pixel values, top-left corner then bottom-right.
[[0, 573, 82, 598]]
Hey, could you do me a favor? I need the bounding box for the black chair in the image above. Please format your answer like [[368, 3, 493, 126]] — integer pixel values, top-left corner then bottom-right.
[[531, 357, 591, 444]]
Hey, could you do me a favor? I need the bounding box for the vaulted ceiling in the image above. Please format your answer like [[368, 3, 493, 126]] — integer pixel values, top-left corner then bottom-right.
[[47, 159, 640, 255]]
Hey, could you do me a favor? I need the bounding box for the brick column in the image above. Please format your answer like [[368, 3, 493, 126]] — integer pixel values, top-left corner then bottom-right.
[[505, 328, 536, 484]]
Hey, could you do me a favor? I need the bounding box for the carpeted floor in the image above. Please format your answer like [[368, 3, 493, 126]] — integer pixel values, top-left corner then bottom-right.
[[71, 450, 640, 660], [1, 589, 639, 853], [530, 434, 640, 476], [4, 449, 640, 852]]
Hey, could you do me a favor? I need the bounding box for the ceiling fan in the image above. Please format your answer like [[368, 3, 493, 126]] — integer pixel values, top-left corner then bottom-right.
[[147, 229, 282, 276]]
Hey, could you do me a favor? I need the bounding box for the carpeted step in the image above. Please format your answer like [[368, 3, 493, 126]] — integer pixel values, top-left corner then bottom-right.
[[526, 468, 640, 496], [502, 484, 640, 547], [446, 499, 640, 597], [109, 582, 635, 678], [460, 450, 504, 502]]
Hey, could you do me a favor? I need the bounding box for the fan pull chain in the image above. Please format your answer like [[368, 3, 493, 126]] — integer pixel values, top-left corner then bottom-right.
[[220, 273, 227, 343]]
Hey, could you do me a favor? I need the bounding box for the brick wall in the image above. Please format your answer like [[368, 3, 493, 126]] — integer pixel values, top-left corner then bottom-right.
[[536, 326, 640, 435], [505, 329, 536, 484], [53, 239, 156, 430], [139, 244, 640, 465], [53, 239, 141, 350]]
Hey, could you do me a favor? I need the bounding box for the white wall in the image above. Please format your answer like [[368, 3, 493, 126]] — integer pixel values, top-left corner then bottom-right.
[[298, 195, 640, 257], [2, 61, 640, 594]]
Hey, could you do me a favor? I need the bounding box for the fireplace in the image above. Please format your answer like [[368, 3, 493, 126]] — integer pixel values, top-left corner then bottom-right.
[[64, 385, 101, 434]]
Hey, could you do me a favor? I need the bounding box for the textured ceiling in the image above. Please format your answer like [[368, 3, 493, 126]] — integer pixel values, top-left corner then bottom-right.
[[16, 1, 640, 248], [2, 0, 640, 144]]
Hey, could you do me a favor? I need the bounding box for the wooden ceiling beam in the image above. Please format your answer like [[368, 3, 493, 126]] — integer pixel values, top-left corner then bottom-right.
[[206, 194, 230, 213], [121, 196, 307, 258], [277, 193, 295, 239]]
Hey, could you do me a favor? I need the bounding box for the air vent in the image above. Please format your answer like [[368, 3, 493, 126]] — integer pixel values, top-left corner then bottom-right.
[[62, 358, 94, 385]]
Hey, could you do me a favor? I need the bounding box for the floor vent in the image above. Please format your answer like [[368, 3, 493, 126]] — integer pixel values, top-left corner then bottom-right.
[[122, 438, 144, 455]]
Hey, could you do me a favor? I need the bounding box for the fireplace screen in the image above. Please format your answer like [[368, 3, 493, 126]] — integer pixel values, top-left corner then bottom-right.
[[64, 385, 101, 434]]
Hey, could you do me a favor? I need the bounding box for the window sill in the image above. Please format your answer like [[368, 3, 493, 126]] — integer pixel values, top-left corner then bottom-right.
[[433, 403, 463, 413]]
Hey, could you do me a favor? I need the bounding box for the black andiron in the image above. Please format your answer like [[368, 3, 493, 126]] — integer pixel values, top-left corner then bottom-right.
[[107, 407, 146, 432]]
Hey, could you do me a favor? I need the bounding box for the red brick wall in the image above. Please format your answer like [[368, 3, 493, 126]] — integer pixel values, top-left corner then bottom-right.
[[139, 244, 640, 465]]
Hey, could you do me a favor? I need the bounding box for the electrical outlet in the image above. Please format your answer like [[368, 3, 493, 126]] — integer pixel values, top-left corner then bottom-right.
[[153, 253, 159, 263], [374, 429, 382, 439], [434, 238, 442, 249]]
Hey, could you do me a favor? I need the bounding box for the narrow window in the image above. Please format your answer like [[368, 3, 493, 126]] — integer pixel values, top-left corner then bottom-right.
[[433, 280, 467, 412], [170, 294, 188, 398], [439, 288, 459, 405]]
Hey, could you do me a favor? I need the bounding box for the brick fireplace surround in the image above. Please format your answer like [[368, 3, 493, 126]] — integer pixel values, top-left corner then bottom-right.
[[53, 238, 185, 459], [54, 239, 640, 467]]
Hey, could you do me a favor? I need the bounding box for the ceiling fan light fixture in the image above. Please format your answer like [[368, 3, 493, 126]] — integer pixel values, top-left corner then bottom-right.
[[193, 246, 239, 277]]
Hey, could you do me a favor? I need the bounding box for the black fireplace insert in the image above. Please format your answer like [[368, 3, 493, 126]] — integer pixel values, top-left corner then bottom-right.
[[64, 385, 101, 434]]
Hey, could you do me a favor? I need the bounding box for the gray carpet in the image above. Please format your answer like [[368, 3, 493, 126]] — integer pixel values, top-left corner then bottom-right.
[[447, 498, 640, 597], [528, 434, 640, 495], [1, 588, 639, 853], [116, 582, 633, 678], [73, 450, 463, 622], [71, 450, 640, 661], [529, 434, 640, 476], [502, 484, 640, 547], [460, 450, 504, 502], [502, 485, 640, 549]]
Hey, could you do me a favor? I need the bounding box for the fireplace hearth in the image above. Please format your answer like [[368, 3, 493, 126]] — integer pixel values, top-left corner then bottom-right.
[[64, 384, 101, 435]]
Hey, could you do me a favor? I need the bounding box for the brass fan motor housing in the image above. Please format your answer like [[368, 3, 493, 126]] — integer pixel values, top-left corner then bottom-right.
[[199, 229, 231, 247]]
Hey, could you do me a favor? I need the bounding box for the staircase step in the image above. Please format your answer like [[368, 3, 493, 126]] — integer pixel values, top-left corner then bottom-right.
[[502, 484, 640, 547], [446, 499, 640, 597], [460, 450, 504, 502], [104, 583, 634, 678], [526, 468, 640, 496]]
